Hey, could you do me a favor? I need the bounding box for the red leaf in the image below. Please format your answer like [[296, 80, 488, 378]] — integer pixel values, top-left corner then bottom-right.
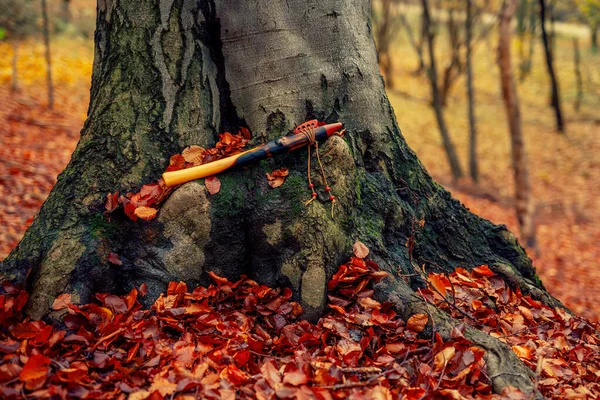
[[139, 183, 163, 206], [472, 265, 495, 277], [104, 295, 128, 314], [105, 191, 119, 213], [166, 154, 186, 172], [239, 127, 251, 140], [11, 322, 42, 339], [429, 274, 447, 297], [108, 252, 123, 266], [205, 176, 221, 195], [20, 354, 51, 382], [282, 364, 309, 386], [208, 271, 229, 286]]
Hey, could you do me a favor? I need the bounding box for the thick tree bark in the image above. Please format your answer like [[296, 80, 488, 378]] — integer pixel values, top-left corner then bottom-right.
[[466, 0, 478, 183], [2, 0, 560, 394], [498, 0, 537, 250], [539, 0, 565, 133], [420, 0, 463, 180]]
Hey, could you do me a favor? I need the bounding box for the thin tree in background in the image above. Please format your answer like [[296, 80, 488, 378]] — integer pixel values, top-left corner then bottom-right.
[[575, 0, 600, 52], [539, 0, 565, 133], [421, 0, 463, 180], [41, 0, 54, 109], [398, 6, 426, 74], [466, 0, 478, 183], [573, 38, 583, 112], [374, 0, 400, 89], [0, 0, 36, 92], [498, 0, 537, 249], [517, 0, 537, 81], [61, 0, 71, 25]]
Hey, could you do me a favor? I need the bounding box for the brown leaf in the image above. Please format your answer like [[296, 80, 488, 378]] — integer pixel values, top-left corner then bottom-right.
[[434, 346, 456, 371], [105, 191, 119, 213], [406, 314, 428, 333], [205, 176, 221, 195], [51, 293, 72, 310], [266, 168, 289, 188], [353, 241, 370, 259], [182, 145, 205, 165], [429, 274, 447, 298], [134, 206, 158, 221]]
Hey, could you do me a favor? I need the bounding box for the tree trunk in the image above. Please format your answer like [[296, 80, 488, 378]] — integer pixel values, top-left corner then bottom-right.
[[61, 0, 71, 24], [592, 23, 598, 52], [573, 38, 583, 113], [466, 0, 478, 183], [539, 0, 564, 133], [11, 41, 19, 92], [375, 0, 396, 89], [1, 0, 560, 394], [421, 0, 463, 179], [398, 11, 426, 75], [41, 0, 54, 109], [498, 0, 537, 250]]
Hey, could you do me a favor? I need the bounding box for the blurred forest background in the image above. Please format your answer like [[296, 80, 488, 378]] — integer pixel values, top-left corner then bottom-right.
[[0, 0, 598, 320]]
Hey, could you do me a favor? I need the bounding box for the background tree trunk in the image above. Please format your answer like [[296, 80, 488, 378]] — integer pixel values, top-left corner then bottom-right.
[[41, 0, 54, 109], [2, 1, 560, 394], [573, 38, 583, 113], [375, 0, 397, 89], [592, 23, 598, 52], [61, 0, 71, 25], [466, 0, 478, 183], [421, 0, 463, 179], [11, 41, 19, 92], [539, 0, 565, 133], [498, 0, 537, 250]]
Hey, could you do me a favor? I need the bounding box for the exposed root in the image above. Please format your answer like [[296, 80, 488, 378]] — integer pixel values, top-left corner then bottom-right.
[[374, 276, 542, 398]]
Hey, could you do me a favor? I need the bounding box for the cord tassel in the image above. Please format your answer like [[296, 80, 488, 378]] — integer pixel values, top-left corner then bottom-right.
[[300, 126, 337, 215]]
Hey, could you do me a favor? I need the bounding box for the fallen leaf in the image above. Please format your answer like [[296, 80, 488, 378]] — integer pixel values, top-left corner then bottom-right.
[[105, 191, 119, 213], [20, 354, 51, 382], [134, 206, 158, 221], [51, 294, 72, 310], [107, 252, 123, 266], [266, 168, 289, 188], [429, 274, 448, 297], [353, 241, 370, 259], [205, 176, 221, 195], [182, 145, 205, 165], [406, 314, 428, 333]]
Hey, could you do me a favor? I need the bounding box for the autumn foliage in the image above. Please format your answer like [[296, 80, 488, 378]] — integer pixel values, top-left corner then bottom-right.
[[105, 129, 250, 222], [1, 251, 599, 399]]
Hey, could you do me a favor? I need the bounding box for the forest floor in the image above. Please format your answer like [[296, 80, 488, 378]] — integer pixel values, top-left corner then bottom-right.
[[0, 30, 599, 321]]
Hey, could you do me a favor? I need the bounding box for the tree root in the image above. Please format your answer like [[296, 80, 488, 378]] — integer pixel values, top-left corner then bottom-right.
[[374, 276, 543, 398]]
